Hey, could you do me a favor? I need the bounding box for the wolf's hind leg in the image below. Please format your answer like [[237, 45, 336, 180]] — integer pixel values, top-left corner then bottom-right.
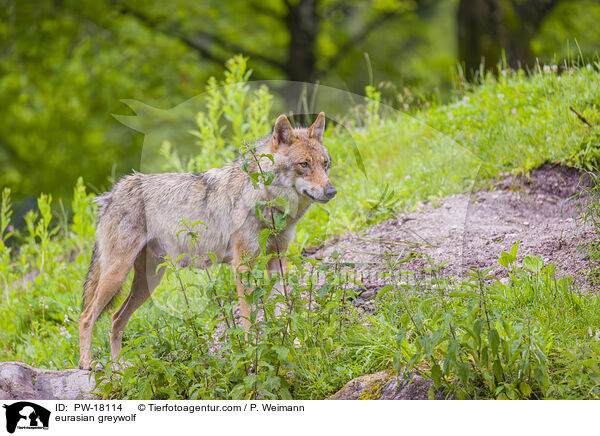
[[110, 245, 164, 365], [79, 257, 134, 370]]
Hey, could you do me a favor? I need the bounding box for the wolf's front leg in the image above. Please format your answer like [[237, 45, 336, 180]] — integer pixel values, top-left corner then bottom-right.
[[267, 255, 299, 347], [267, 255, 287, 294], [267, 255, 288, 318], [234, 262, 252, 333], [233, 237, 254, 334]]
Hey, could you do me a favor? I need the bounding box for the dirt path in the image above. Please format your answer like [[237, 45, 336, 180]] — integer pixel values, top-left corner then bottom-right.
[[309, 164, 597, 294]]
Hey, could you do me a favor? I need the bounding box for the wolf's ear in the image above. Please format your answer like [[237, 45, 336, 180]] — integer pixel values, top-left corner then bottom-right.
[[272, 114, 294, 150], [309, 112, 325, 142]]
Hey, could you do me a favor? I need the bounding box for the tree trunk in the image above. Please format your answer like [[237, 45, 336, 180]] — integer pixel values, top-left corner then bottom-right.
[[457, 0, 559, 79], [457, 0, 502, 77], [283, 0, 320, 83]]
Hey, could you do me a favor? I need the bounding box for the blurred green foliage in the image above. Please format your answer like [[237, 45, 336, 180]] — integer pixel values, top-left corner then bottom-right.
[[1, 0, 600, 208]]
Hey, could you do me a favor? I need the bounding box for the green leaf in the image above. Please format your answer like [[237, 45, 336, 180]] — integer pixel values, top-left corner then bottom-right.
[[258, 228, 271, 254], [458, 363, 471, 385], [431, 363, 442, 388], [533, 368, 547, 386], [444, 340, 459, 374], [431, 327, 445, 347], [498, 254, 508, 268], [418, 336, 433, 356], [375, 284, 394, 301], [259, 153, 275, 165], [488, 329, 500, 356], [501, 317, 512, 336], [207, 252, 218, 265], [406, 352, 423, 371], [493, 359, 504, 381], [396, 328, 407, 348], [449, 290, 480, 298], [523, 254, 543, 273], [263, 171, 275, 186], [287, 253, 303, 271], [274, 196, 289, 214], [502, 338, 510, 358], [264, 375, 281, 392], [174, 253, 189, 264], [392, 350, 404, 373], [473, 319, 483, 346], [249, 172, 260, 188], [519, 382, 532, 398], [317, 283, 331, 299], [498, 251, 516, 267], [510, 240, 520, 258], [428, 385, 435, 400], [254, 201, 269, 224], [505, 384, 517, 399], [272, 345, 290, 361], [280, 388, 292, 400], [274, 211, 287, 231], [259, 360, 275, 371], [243, 374, 258, 388], [480, 345, 489, 367]]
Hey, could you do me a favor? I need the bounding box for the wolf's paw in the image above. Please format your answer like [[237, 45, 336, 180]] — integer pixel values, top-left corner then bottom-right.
[[78, 360, 104, 372]]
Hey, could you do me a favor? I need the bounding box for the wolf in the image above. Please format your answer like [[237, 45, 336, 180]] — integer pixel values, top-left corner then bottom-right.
[[78, 112, 336, 369]]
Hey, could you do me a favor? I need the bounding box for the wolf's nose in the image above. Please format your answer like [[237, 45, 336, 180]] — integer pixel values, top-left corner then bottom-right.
[[324, 182, 337, 199]]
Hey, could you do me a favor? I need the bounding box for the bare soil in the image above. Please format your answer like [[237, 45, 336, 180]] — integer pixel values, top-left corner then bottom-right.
[[308, 164, 598, 294]]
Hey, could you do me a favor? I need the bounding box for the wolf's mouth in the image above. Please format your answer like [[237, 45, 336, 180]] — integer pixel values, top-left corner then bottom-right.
[[302, 189, 316, 201], [302, 189, 329, 203]]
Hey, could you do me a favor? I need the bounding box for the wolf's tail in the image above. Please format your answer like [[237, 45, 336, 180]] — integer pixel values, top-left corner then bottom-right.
[[81, 189, 114, 311], [82, 243, 100, 311]]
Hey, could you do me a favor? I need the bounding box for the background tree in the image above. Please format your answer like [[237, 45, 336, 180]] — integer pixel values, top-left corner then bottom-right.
[[457, 0, 600, 78], [111, 0, 436, 83], [457, 0, 559, 77]]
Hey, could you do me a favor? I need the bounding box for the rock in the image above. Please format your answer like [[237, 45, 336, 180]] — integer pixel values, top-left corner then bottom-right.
[[302, 243, 325, 256], [358, 288, 377, 300], [327, 370, 448, 400], [0, 362, 96, 400]]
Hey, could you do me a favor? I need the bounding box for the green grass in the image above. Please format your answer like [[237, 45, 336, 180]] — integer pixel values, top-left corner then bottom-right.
[[297, 61, 600, 245], [1, 59, 599, 399]]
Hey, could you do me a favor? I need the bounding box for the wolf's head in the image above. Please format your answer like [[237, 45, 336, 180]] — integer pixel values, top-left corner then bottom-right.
[[269, 112, 337, 204]]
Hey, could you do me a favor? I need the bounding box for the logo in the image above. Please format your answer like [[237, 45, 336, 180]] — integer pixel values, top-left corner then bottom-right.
[[2, 402, 50, 434]]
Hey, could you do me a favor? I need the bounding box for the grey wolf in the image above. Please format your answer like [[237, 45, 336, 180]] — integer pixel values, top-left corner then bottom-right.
[[78, 113, 336, 369]]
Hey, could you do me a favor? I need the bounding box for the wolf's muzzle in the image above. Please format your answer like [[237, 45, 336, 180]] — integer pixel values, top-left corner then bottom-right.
[[324, 182, 337, 200]]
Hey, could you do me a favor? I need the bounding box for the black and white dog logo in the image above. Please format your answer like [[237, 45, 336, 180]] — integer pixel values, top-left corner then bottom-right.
[[3, 402, 50, 433]]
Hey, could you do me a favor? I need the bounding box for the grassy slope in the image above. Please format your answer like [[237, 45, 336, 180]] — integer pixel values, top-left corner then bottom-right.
[[0, 63, 599, 399], [297, 63, 600, 246]]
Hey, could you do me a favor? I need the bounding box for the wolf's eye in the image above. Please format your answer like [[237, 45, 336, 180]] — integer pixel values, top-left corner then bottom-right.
[[299, 162, 309, 168], [324, 160, 329, 168]]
